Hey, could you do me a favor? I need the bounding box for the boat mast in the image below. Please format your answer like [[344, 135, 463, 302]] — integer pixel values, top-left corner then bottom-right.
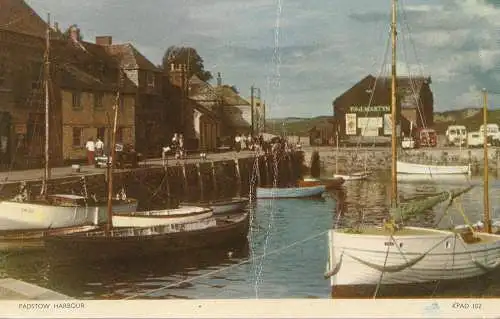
[[482, 88, 492, 233], [390, 0, 398, 207], [41, 13, 51, 197], [335, 127, 339, 175], [106, 71, 122, 233]]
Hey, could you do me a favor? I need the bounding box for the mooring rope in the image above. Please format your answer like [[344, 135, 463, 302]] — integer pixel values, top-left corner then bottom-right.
[[122, 230, 328, 300]]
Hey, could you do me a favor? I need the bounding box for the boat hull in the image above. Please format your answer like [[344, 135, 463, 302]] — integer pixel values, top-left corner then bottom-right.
[[180, 198, 249, 215], [326, 227, 500, 296], [256, 185, 325, 199], [396, 161, 471, 175], [301, 177, 344, 189], [333, 172, 369, 181], [44, 213, 250, 263], [0, 199, 138, 231]]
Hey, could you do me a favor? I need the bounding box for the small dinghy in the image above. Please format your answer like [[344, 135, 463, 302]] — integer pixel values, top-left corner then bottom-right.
[[180, 197, 249, 215], [256, 185, 325, 199], [301, 177, 344, 189], [333, 171, 369, 181]]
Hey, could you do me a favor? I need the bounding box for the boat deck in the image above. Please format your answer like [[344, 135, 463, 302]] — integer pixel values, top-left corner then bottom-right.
[[337, 226, 445, 236]]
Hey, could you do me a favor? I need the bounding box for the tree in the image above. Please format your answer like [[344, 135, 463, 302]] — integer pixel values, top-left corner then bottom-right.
[[162, 46, 212, 82], [61, 24, 84, 41]]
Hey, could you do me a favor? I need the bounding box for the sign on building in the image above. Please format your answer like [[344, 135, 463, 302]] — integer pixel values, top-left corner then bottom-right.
[[348, 105, 390, 113], [345, 113, 357, 135], [357, 117, 382, 136], [383, 114, 392, 135]]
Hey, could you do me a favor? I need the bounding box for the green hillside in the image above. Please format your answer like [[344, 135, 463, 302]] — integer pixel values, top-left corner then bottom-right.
[[266, 108, 500, 136]]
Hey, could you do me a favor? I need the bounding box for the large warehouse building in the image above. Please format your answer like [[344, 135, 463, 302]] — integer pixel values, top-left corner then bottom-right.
[[332, 75, 434, 144]]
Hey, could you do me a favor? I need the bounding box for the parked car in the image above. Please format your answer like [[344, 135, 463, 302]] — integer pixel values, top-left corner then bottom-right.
[[95, 143, 142, 169], [401, 136, 416, 149], [414, 128, 437, 148]]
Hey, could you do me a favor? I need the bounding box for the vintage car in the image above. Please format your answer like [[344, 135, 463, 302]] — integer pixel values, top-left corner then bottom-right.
[[95, 143, 141, 169]]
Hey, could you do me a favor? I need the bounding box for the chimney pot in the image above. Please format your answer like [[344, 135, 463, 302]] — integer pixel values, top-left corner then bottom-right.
[[96, 36, 113, 46], [217, 72, 222, 86]]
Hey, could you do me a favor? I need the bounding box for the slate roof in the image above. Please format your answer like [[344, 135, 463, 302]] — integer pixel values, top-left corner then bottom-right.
[[0, 0, 48, 38], [106, 43, 160, 72]]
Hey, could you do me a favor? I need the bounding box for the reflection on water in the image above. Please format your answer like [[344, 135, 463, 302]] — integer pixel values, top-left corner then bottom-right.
[[1, 172, 499, 299]]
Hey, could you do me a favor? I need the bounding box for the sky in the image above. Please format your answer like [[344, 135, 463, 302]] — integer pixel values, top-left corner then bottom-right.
[[25, 0, 500, 118]]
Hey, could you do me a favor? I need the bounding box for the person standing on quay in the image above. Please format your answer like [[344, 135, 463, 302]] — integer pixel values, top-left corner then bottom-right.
[[85, 137, 96, 165], [95, 137, 104, 157]]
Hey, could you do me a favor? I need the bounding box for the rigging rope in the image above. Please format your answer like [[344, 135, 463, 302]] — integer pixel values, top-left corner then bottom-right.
[[122, 229, 328, 300]]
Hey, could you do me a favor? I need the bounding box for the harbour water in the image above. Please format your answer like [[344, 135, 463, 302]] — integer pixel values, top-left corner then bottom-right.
[[1, 172, 500, 299]]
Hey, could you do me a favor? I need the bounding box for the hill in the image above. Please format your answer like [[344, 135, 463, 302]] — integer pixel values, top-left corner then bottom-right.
[[265, 108, 500, 136]]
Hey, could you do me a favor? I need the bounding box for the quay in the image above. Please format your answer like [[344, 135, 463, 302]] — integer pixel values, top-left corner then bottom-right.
[[302, 146, 500, 175], [0, 150, 305, 207], [0, 278, 71, 300]]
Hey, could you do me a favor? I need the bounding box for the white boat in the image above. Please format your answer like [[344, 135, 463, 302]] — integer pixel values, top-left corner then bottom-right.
[[180, 197, 249, 215], [397, 173, 471, 184], [256, 185, 325, 199], [326, 226, 500, 287], [397, 160, 471, 175], [113, 206, 213, 227], [333, 172, 369, 181]]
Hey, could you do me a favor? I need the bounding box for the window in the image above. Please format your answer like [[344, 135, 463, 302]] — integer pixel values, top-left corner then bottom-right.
[[31, 61, 43, 89], [120, 96, 125, 110], [72, 91, 81, 109], [72, 127, 83, 147], [94, 92, 103, 109], [147, 72, 155, 88]]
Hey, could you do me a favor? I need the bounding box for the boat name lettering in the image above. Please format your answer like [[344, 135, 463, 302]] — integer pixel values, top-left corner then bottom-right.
[[384, 241, 394, 246], [452, 302, 482, 310], [349, 106, 390, 113]]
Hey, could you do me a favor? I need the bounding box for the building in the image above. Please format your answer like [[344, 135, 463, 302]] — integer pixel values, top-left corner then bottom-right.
[[52, 27, 137, 162], [332, 74, 433, 143], [0, 1, 137, 166], [103, 38, 166, 156], [308, 119, 335, 146]]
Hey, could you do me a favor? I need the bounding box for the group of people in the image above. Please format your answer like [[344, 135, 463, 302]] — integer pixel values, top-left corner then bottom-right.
[[85, 137, 104, 165], [234, 133, 262, 152]]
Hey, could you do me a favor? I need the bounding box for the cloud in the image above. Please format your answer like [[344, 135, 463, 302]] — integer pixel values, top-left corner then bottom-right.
[[24, 0, 500, 117]]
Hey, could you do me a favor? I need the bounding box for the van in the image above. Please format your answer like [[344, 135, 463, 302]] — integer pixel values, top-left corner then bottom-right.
[[445, 125, 467, 146], [479, 124, 500, 146], [467, 132, 484, 148]]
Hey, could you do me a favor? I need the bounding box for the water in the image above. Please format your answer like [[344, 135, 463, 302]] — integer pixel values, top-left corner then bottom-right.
[[1, 173, 500, 299]]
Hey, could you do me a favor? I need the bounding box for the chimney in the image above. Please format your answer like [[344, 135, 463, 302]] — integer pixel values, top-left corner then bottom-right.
[[54, 22, 60, 33], [217, 72, 222, 86], [69, 25, 80, 42], [96, 36, 113, 46]]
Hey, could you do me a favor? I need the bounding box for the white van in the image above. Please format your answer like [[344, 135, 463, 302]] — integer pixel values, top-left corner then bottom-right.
[[445, 125, 467, 146], [467, 131, 484, 148], [479, 124, 500, 146]]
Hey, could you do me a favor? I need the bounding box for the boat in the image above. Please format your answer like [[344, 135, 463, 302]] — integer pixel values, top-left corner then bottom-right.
[[397, 160, 471, 175], [0, 19, 136, 234], [332, 172, 369, 181], [180, 197, 249, 215], [301, 177, 344, 189], [112, 206, 214, 227], [325, 1, 500, 298], [256, 185, 325, 199], [44, 212, 250, 263], [397, 173, 472, 184]]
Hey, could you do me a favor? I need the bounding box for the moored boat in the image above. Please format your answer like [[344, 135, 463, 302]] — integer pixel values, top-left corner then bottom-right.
[[44, 212, 250, 263], [332, 172, 369, 181], [112, 206, 214, 227], [180, 197, 249, 215], [397, 160, 471, 175], [256, 185, 325, 199], [301, 177, 344, 189]]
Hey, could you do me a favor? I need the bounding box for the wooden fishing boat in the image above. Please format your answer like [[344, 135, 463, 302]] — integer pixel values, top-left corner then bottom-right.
[[180, 197, 249, 215], [112, 206, 214, 227], [325, 1, 500, 298], [44, 212, 250, 263], [332, 172, 369, 181], [301, 177, 344, 189], [256, 185, 325, 199], [397, 160, 471, 175]]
